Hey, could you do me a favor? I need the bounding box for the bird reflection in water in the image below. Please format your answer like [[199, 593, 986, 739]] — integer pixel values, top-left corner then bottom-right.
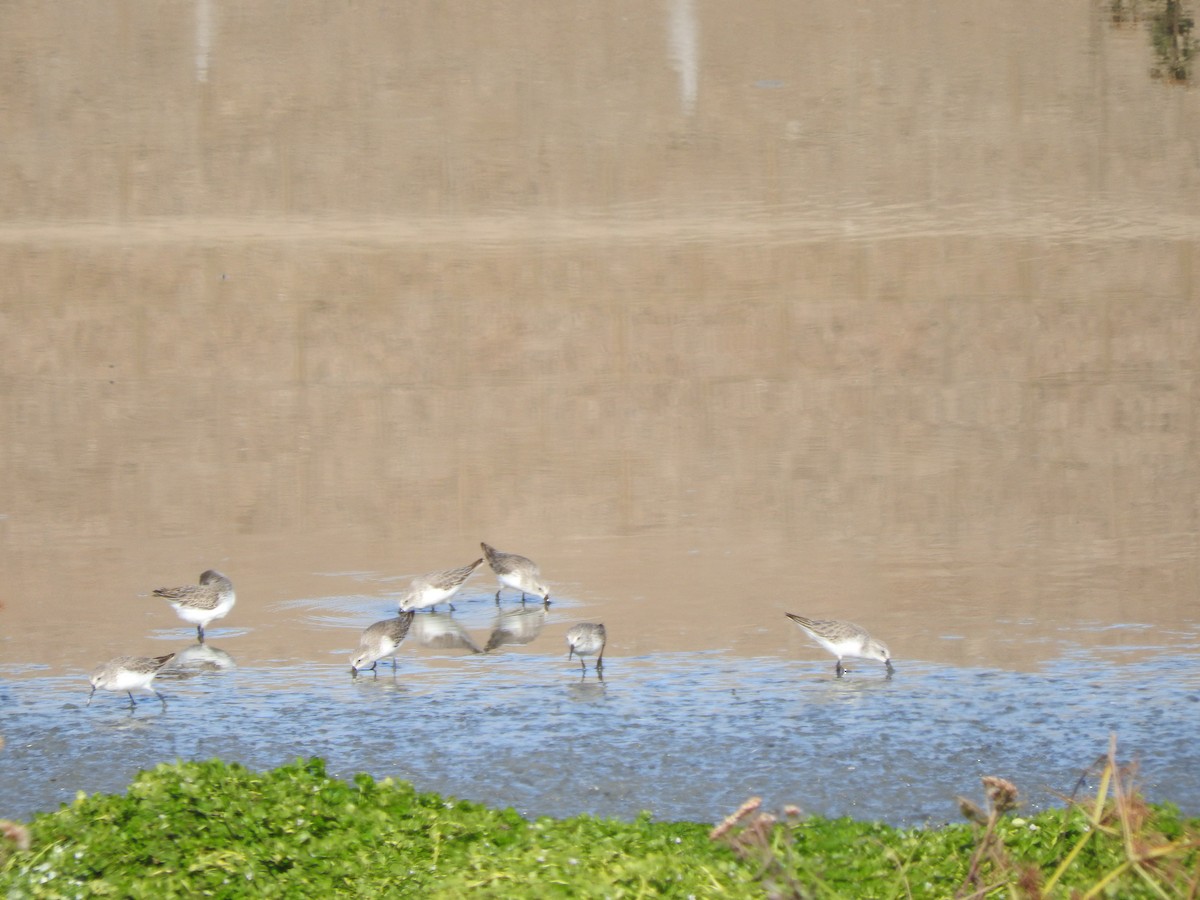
[[483, 604, 547, 652], [567, 668, 606, 702], [171, 642, 237, 673], [409, 611, 481, 654]]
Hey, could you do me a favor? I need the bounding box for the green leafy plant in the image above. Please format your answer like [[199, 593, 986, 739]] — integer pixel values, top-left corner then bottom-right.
[[2, 744, 1198, 898], [0, 758, 757, 898]]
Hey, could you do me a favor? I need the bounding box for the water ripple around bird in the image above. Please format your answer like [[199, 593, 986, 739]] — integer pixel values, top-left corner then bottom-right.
[[2, 646, 1197, 827]]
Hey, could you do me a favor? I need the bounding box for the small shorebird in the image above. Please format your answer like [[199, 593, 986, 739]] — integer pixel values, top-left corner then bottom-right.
[[565, 623, 607, 672], [88, 654, 175, 709], [351, 612, 415, 676], [785, 613, 893, 677], [398, 559, 483, 613], [153, 570, 236, 643], [481, 542, 550, 606]]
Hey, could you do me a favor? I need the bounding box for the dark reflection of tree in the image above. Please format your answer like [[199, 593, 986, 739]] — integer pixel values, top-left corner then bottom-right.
[[1109, 0, 1198, 82], [1110, 0, 1145, 23], [1152, 1, 1198, 79]]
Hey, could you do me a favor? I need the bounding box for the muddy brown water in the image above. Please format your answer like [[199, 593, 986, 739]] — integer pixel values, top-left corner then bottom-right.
[[1, 1, 1198, 825]]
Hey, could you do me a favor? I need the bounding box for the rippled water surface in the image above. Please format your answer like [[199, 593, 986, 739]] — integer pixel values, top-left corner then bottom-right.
[[2, 0, 1199, 828], [4, 613, 1199, 826]]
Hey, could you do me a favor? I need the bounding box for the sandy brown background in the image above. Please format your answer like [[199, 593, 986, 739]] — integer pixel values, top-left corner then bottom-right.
[[1, 1, 1197, 673]]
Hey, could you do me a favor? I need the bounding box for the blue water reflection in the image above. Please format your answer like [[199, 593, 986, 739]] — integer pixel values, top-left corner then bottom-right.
[[2, 646, 1196, 827]]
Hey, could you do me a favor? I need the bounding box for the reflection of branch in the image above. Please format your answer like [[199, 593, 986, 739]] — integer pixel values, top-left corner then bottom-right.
[[1110, 0, 1198, 82], [1110, 0, 1144, 26], [1151, 0, 1198, 81]]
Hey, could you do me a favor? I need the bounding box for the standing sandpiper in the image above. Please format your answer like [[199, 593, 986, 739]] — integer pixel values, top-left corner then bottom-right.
[[153, 570, 236, 643], [565, 622, 607, 672]]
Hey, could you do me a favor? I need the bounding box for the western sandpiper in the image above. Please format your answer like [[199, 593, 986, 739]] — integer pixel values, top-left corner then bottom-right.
[[153, 569, 236, 643], [565, 622, 607, 672], [351, 612, 415, 676], [88, 653, 175, 709], [398, 559, 483, 613], [481, 542, 550, 606], [785, 613, 893, 677]]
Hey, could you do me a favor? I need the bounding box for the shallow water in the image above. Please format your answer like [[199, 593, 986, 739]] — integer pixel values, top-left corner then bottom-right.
[[2, 0, 1200, 828], [4, 597, 1198, 826], [4, 582, 1200, 825]]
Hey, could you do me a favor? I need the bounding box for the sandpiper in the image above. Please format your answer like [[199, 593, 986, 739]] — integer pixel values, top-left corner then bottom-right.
[[565, 622, 607, 672], [351, 612, 415, 676], [88, 654, 175, 709], [153, 570, 236, 643], [481, 542, 550, 606], [785, 613, 893, 677], [398, 559, 483, 613]]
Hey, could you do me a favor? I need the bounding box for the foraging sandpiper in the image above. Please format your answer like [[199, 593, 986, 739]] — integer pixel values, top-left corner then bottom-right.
[[481, 542, 550, 606], [88, 653, 175, 709], [351, 612, 416, 676], [397, 559, 483, 613], [785, 613, 893, 677]]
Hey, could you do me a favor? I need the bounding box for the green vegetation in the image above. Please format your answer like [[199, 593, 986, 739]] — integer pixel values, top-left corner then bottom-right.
[[0, 758, 753, 899], [1, 740, 1197, 898]]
